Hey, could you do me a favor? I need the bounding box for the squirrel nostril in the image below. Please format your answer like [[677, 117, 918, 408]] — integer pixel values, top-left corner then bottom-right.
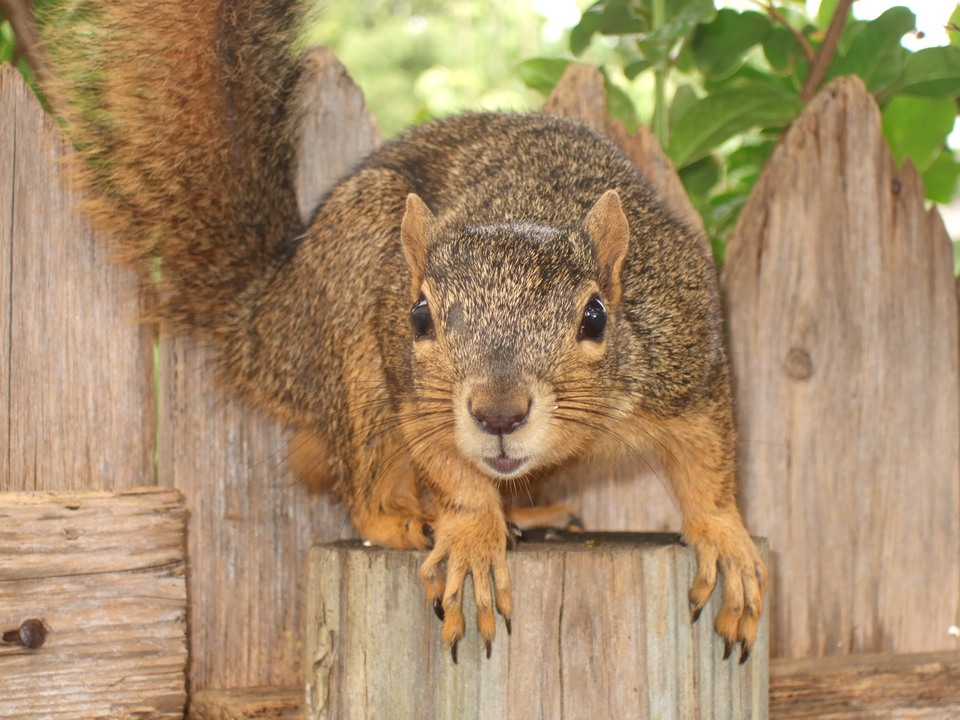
[[469, 400, 530, 435]]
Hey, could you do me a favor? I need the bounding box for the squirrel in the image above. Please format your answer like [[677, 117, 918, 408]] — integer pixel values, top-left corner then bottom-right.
[[39, 0, 767, 662]]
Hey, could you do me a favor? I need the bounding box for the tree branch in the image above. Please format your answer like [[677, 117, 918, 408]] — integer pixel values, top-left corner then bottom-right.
[[801, 0, 856, 103], [755, 1, 816, 64]]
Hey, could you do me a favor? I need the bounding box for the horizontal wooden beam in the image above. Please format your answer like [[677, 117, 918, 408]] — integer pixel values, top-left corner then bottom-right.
[[191, 688, 302, 720], [0, 488, 188, 720], [189, 648, 960, 720], [770, 649, 960, 718]]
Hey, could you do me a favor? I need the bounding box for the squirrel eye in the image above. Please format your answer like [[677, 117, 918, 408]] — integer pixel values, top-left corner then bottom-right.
[[411, 294, 435, 340], [578, 294, 606, 342]]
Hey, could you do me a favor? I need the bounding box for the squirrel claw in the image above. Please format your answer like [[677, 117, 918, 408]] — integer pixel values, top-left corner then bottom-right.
[[691, 605, 703, 624], [484, 638, 492, 659], [506, 523, 522, 550], [739, 644, 751, 664], [450, 638, 459, 665], [504, 616, 512, 636], [722, 640, 733, 661], [433, 597, 445, 622]]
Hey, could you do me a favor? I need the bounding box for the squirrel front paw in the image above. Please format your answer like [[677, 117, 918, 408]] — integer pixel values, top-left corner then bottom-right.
[[419, 512, 513, 662], [685, 516, 767, 663]]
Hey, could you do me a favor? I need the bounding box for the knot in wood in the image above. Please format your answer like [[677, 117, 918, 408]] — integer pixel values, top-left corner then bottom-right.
[[784, 347, 814, 380]]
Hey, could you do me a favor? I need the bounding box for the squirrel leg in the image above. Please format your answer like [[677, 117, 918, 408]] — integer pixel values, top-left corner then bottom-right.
[[341, 439, 436, 551], [504, 503, 583, 532], [654, 402, 768, 663], [417, 466, 513, 661]]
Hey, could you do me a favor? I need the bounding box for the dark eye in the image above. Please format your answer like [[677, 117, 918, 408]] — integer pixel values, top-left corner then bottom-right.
[[578, 295, 606, 342], [411, 294, 435, 340]]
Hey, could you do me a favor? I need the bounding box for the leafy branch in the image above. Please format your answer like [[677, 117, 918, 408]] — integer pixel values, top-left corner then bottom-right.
[[518, 0, 960, 263]]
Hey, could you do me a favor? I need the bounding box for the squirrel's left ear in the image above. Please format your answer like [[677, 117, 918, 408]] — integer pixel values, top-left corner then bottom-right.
[[585, 189, 629, 306], [400, 193, 435, 296]]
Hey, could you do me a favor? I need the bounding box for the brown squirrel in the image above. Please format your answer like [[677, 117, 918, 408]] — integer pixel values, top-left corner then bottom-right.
[[41, 0, 766, 662]]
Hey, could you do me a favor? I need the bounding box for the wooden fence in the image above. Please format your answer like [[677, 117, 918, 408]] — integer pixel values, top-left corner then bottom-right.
[[2, 44, 959, 718]]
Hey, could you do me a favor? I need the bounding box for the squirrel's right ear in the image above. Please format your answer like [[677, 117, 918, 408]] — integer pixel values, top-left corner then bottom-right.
[[400, 193, 435, 294], [585, 190, 629, 306]]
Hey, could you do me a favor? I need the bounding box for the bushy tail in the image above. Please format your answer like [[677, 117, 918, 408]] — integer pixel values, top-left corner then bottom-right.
[[43, 0, 307, 334]]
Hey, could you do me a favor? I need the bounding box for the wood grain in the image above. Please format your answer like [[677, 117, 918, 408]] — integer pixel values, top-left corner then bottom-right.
[[0, 488, 187, 720], [723, 75, 960, 658], [188, 649, 960, 720], [770, 650, 960, 719], [305, 535, 769, 720], [156, 49, 380, 692], [191, 688, 302, 720], [0, 65, 154, 492]]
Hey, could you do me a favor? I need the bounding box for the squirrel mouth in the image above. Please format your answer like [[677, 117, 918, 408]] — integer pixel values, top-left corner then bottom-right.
[[484, 454, 526, 476]]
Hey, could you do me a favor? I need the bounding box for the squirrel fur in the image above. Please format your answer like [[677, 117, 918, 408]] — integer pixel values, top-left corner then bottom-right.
[[44, 0, 766, 660]]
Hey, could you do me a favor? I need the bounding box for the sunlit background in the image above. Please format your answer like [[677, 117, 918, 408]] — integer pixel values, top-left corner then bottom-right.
[[313, 1, 959, 237]]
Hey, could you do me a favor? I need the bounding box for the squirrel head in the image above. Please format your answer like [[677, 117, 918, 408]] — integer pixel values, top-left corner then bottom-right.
[[398, 191, 630, 481]]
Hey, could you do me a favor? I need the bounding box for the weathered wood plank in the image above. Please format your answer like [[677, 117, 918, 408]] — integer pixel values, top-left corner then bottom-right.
[[156, 48, 380, 692], [723, 75, 960, 658], [0, 65, 154, 492], [305, 535, 769, 720], [191, 688, 301, 720], [770, 650, 960, 719], [539, 63, 687, 535], [0, 488, 187, 720], [185, 650, 960, 720]]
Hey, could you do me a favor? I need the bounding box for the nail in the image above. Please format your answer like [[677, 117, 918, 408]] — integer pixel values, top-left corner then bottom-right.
[[2, 619, 47, 649]]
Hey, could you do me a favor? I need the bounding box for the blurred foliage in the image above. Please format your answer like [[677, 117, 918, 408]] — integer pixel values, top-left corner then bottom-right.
[[307, 0, 564, 137], [5, 0, 959, 263], [518, 1, 960, 261]]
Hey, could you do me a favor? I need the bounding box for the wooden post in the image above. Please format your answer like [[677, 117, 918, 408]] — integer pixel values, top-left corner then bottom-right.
[[305, 534, 769, 720], [0, 65, 154, 493], [723, 75, 960, 659]]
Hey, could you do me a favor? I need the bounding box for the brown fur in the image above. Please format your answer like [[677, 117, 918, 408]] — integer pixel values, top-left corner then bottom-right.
[[47, 0, 766, 661]]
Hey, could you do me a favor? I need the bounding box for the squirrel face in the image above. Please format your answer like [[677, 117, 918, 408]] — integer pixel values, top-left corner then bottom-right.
[[399, 192, 630, 482]]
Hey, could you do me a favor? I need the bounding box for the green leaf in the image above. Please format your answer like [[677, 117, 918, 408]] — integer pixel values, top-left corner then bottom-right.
[[816, 0, 847, 29], [624, 58, 653, 80], [949, 5, 960, 49], [668, 87, 802, 167], [763, 26, 802, 75], [726, 140, 776, 175], [570, 3, 604, 56], [692, 9, 773, 79], [600, 67, 639, 132], [645, 0, 715, 44], [595, 0, 648, 35], [922, 150, 960, 203], [668, 84, 700, 130], [516, 58, 572, 96], [828, 7, 915, 92], [704, 63, 797, 96], [889, 45, 960, 97], [881, 95, 956, 171], [679, 155, 721, 198]]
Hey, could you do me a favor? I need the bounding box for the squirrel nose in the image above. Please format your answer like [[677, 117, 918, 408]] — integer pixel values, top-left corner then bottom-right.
[[469, 398, 531, 435]]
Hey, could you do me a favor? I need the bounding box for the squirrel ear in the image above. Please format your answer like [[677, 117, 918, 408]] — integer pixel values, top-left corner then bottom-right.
[[400, 193, 435, 294], [585, 190, 629, 305]]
